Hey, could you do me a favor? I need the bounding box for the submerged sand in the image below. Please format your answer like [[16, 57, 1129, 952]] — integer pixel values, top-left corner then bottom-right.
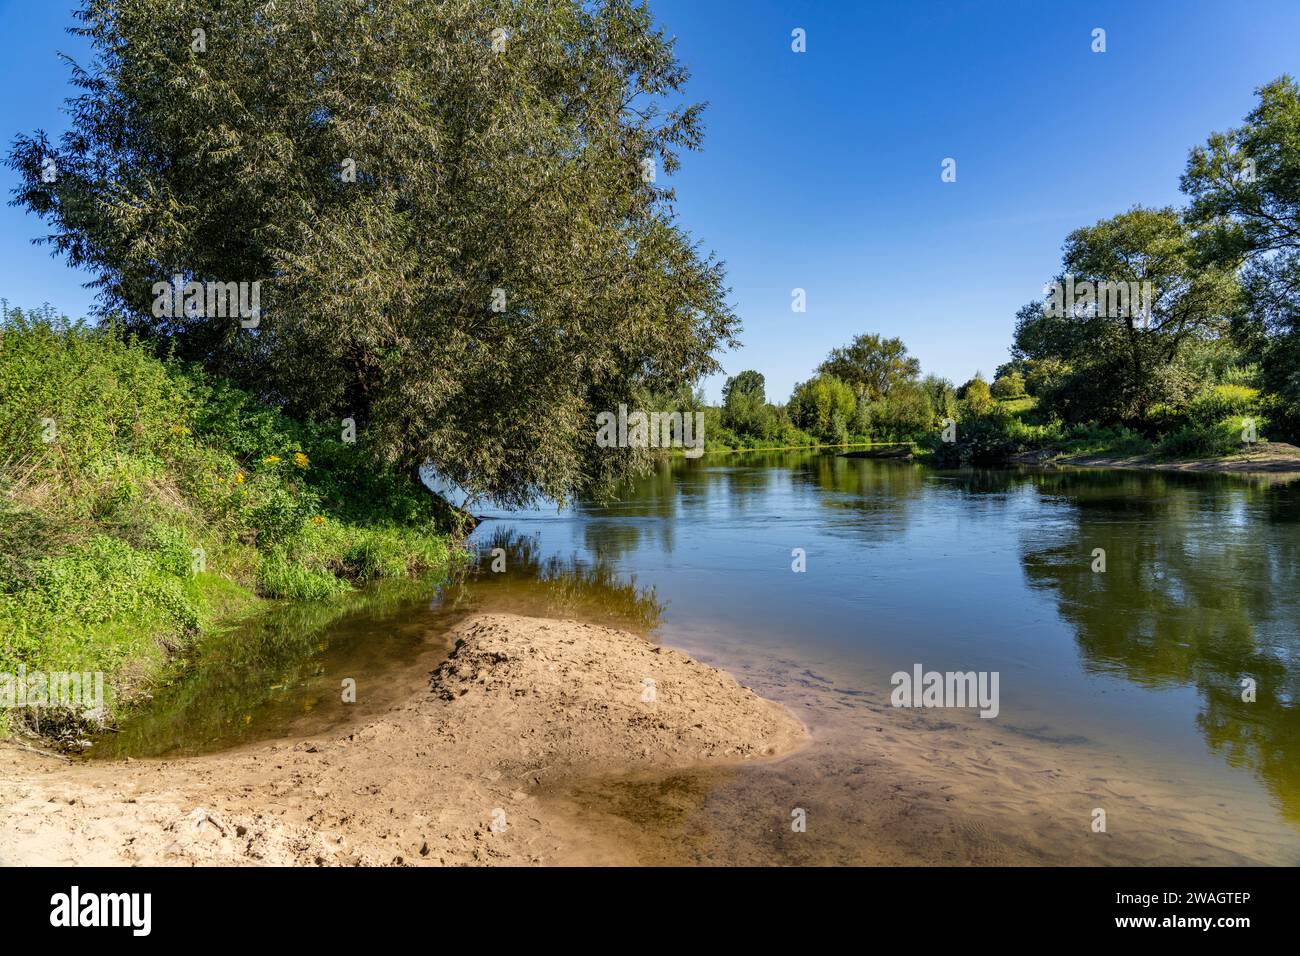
[[0, 614, 806, 866], [5, 612, 1295, 867]]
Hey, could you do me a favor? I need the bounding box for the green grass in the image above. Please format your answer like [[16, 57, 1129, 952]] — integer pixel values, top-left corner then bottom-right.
[[996, 395, 1037, 417], [0, 307, 458, 739]]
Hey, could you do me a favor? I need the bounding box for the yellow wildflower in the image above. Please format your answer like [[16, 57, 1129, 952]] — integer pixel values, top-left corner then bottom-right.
[[170, 425, 190, 436], [293, 452, 309, 469], [234, 471, 245, 485], [263, 455, 281, 464], [312, 516, 325, 525]]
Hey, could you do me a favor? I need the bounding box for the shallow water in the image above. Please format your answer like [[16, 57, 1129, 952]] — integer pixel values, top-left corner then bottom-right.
[[96, 452, 1300, 863]]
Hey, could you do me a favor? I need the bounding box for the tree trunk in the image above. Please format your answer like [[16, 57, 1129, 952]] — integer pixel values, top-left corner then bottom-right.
[[409, 462, 479, 537]]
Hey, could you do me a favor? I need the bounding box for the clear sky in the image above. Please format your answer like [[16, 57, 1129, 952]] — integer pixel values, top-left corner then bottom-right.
[[3, 1, 1299, 403]]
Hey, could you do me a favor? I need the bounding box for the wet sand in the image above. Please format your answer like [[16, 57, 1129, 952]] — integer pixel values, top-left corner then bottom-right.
[[3, 612, 1297, 866], [583, 629, 1300, 865], [0, 614, 805, 866]]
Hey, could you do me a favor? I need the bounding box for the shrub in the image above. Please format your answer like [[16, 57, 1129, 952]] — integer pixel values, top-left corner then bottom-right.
[[788, 374, 857, 443], [958, 374, 995, 415], [1157, 416, 1262, 458], [990, 371, 1026, 399], [0, 309, 456, 737], [1060, 423, 1154, 456], [1185, 385, 1260, 427]]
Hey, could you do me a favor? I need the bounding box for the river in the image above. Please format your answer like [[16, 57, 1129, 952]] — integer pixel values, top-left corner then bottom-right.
[[92, 452, 1300, 864]]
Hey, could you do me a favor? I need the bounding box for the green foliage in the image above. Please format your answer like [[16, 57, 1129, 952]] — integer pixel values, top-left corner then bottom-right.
[[860, 380, 934, 441], [1058, 423, 1154, 456], [1183, 76, 1300, 441], [997, 395, 1037, 416], [7, 0, 740, 508], [1157, 417, 1262, 459], [1185, 385, 1260, 426], [920, 375, 958, 422], [701, 404, 817, 451], [721, 370, 781, 439], [1023, 357, 1070, 398], [0, 311, 454, 735], [990, 370, 1026, 399], [959, 373, 995, 416], [788, 374, 857, 444], [1012, 207, 1241, 424], [925, 411, 1017, 466], [817, 333, 920, 400]]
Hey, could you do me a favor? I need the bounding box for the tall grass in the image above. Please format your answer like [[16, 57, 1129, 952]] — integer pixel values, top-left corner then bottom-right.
[[0, 307, 456, 737]]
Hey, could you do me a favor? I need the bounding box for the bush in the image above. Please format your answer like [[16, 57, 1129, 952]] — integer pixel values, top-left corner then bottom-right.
[[788, 374, 857, 443], [1157, 416, 1262, 458], [958, 374, 995, 415], [864, 381, 934, 441], [1184, 385, 1260, 427], [1060, 423, 1154, 456], [0, 309, 456, 736], [925, 411, 1019, 466], [990, 371, 1026, 399]]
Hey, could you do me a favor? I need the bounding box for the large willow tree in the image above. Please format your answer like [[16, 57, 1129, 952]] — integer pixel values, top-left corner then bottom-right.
[[8, 0, 738, 507]]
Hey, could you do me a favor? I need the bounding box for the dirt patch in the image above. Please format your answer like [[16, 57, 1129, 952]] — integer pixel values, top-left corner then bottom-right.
[[0, 614, 806, 866]]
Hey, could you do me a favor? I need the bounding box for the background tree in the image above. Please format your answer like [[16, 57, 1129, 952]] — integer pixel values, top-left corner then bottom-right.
[[817, 333, 920, 401], [1012, 208, 1239, 424], [7, 0, 739, 508], [721, 370, 770, 436], [866, 379, 933, 440], [1182, 76, 1300, 435], [990, 369, 1025, 399], [920, 374, 958, 422], [958, 373, 995, 416], [788, 374, 855, 444]]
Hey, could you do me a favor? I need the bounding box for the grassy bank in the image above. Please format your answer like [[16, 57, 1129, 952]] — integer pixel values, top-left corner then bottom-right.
[[0, 307, 459, 741], [920, 389, 1283, 467]]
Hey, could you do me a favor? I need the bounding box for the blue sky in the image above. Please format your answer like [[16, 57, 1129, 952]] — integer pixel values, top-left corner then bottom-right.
[[3, 1, 1299, 403]]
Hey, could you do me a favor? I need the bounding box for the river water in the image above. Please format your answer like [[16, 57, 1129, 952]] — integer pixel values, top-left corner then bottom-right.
[[94, 452, 1300, 864]]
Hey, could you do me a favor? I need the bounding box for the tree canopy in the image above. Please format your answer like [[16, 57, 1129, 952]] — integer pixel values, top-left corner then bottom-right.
[[816, 333, 920, 401], [8, 0, 739, 507], [1013, 207, 1239, 423], [1182, 75, 1300, 430]]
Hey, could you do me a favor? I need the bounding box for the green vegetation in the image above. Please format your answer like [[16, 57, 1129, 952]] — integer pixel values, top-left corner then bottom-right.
[[7, 0, 738, 509], [0, 307, 457, 739], [703, 76, 1300, 467], [708, 335, 943, 452]]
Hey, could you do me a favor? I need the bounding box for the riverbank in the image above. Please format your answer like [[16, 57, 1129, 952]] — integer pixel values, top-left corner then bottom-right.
[[0, 613, 807, 865], [1056, 441, 1300, 480], [1, 315, 458, 742]]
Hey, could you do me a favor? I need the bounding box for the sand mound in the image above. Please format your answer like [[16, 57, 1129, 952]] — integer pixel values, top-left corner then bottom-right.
[[0, 614, 806, 866]]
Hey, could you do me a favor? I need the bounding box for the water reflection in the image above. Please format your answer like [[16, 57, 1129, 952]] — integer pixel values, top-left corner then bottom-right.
[[1017, 469, 1300, 821], [503, 452, 1300, 831], [95, 450, 1300, 835], [93, 536, 663, 759], [464, 528, 665, 634]]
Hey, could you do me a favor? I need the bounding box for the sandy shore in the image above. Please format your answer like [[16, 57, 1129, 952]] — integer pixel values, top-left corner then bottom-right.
[[1058, 441, 1300, 480], [0, 614, 806, 866]]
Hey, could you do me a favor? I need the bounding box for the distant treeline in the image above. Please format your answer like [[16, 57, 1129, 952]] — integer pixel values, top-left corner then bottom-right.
[[710, 76, 1300, 463]]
